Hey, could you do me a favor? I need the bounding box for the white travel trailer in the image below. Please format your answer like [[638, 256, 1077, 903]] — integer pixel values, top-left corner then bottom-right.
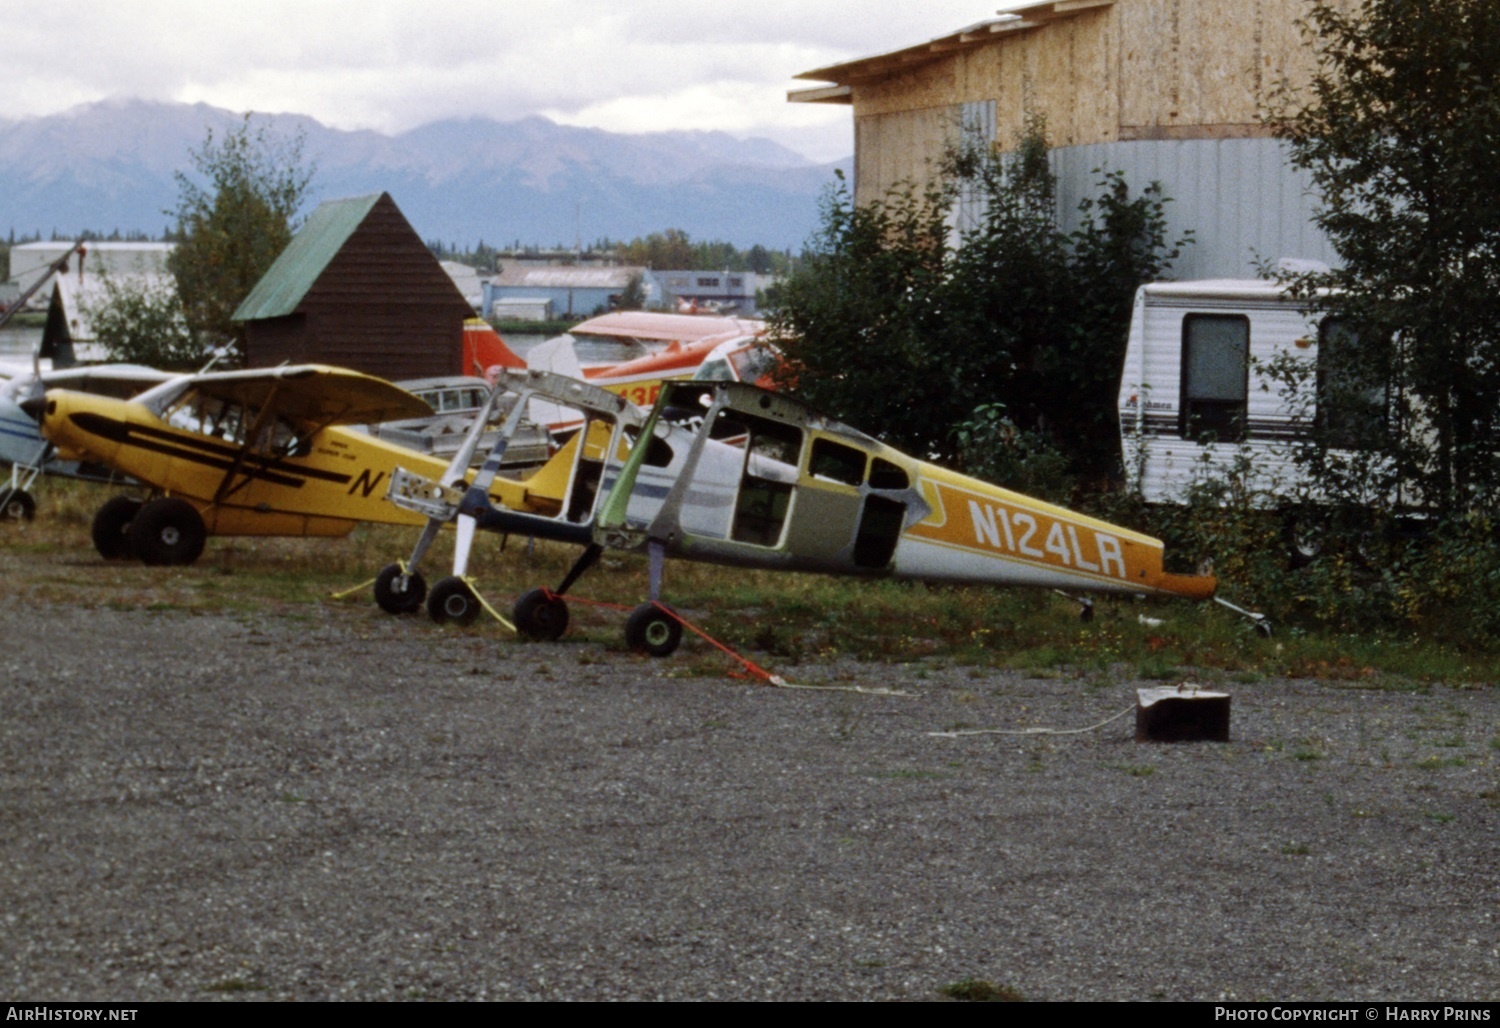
[[1118, 278, 1391, 550]]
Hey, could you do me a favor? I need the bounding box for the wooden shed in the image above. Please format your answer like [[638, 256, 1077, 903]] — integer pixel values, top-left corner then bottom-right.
[[233, 193, 472, 380], [790, 0, 1347, 279]]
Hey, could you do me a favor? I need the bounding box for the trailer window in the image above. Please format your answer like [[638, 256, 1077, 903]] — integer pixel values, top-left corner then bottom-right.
[[1316, 318, 1387, 449], [1180, 315, 1249, 442]]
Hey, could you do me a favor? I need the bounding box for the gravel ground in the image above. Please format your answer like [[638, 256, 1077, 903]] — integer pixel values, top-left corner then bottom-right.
[[0, 592, 1496, 1002]]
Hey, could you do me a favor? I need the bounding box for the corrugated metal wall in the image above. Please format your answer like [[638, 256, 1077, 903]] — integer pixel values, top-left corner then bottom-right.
[[837, 0, 1346, 280], [1051, 138, 1338, 280]]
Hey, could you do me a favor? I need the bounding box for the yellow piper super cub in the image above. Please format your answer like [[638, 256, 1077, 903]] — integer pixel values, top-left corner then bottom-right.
[[31, 364, 578, 575]]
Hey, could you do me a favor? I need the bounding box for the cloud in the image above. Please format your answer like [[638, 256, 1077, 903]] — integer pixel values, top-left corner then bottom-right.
[[2, 0, 998, 161]]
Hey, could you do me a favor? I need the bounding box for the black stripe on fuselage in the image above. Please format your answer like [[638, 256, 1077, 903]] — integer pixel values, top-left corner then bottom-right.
[[67, 412, 354, 490]]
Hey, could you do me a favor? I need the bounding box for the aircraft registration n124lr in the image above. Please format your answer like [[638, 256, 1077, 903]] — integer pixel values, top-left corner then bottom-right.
[[378, 371, 1262, 654], [30, 364, 583, 566]]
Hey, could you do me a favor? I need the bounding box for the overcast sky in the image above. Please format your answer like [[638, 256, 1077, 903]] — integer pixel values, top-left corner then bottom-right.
[[4, 1, 1013, 163]]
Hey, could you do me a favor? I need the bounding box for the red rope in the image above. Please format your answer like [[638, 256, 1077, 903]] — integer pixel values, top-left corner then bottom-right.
[[547, 592, 783, 685]]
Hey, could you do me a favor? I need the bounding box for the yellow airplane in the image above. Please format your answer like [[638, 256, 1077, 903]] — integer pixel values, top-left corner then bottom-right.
[[29, 364, 576, 581], [381, 371, 1260, 653]]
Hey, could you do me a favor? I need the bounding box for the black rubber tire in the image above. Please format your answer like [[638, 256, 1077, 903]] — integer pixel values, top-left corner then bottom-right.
[[374, 563, 427, 615], [512, 588, 569, 642], [92, 496, 144, 560], [0, 487, 36, 523], [624, 602, 683, 658], [427, 576, 482, 627], [128, 497, 207, 566]]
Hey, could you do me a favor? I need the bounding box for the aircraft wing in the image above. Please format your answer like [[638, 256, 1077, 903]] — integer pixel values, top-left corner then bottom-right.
[[185, 365, 434, 426], [39, 365, 175, 398]]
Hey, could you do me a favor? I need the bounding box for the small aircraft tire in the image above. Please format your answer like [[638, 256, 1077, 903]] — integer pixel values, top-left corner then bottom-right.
[[1, 487, 36, 523], [427, 576, 482, 627], [128, 497, 207, 566], [92, 496, 143, 559], [374, 563, 427, 615], [513, 588, 569, 641], [625, 602, 683, 658], [1254, 619, 1274, 639]]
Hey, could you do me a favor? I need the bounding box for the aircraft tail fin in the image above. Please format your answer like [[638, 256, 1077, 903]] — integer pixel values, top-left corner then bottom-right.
[[463, 318, 526, 378]]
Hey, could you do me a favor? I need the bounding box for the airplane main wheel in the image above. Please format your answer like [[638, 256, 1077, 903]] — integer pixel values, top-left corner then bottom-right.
[[374, 563, 427, 615], [513, 588, 569, 642], [128, 497, 207, 566], [0, 488, 36, 523], [427, 576, 482, 627], [625, 602, 683, 658], [92, 496, 143, 559]]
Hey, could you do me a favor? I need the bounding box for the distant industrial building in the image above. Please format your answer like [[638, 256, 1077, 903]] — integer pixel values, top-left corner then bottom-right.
[[790, 0, 1338, 279], [2, 241, 176, 362], [651, 270, 769, 316], [482, 265, 646, 320]]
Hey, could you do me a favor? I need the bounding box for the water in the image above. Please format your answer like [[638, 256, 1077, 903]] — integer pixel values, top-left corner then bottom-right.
[[504, 333, 549, 361], [0, 326, 556, 372], [0, 325, 44, 374]]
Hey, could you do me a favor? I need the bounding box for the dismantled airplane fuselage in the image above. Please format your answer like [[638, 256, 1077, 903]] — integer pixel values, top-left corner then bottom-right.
[[380, 371, 1222, 655]]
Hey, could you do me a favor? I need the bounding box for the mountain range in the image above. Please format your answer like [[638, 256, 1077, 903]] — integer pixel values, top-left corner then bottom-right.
[[0, 99, 848, 250]]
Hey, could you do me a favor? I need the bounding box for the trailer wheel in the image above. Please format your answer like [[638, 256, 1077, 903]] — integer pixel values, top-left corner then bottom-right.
[[1283, 509, 1325, 568]]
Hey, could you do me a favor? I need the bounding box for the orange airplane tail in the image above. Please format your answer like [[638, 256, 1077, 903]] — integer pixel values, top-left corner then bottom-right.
[[463, 319, 526, 379]]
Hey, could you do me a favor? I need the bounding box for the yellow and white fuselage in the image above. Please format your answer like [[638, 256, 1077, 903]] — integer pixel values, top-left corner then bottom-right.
[[598, 380, 1215, 603]]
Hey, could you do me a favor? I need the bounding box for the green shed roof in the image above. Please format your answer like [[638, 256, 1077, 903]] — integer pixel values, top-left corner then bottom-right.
[[231, 193, 384, 322]]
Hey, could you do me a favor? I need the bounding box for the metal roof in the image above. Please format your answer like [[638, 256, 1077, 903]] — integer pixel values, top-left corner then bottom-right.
[[492, 266, 639, 289], [231, 194, 383, 322], [790, 1, 1115, 101]]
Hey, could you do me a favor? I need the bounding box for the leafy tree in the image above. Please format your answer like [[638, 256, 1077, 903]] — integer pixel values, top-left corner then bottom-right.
[[771, 119, 1186, 480], [167, 116, 315, 360], [1268, 0, 1500, 516], [86, 275, 207, 370], [617, 273, 647, 311], [616, 228, 697, 270], [769, 170, 954, 460]]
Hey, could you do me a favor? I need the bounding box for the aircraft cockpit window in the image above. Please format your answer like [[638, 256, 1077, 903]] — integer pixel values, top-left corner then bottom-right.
[[809, 438, 866, 486], [622, 426, 675, 467], [730, 345, 777, 382], [693, 358, 732, 382], [731, 415, 802, 545], [869, 459, 909, 491], [159, 389, 309, 457]]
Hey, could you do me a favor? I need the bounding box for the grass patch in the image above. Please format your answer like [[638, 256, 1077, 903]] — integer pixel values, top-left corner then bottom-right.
[[7, 480, 1500, 681], [939, 979, 1024, 1002]]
